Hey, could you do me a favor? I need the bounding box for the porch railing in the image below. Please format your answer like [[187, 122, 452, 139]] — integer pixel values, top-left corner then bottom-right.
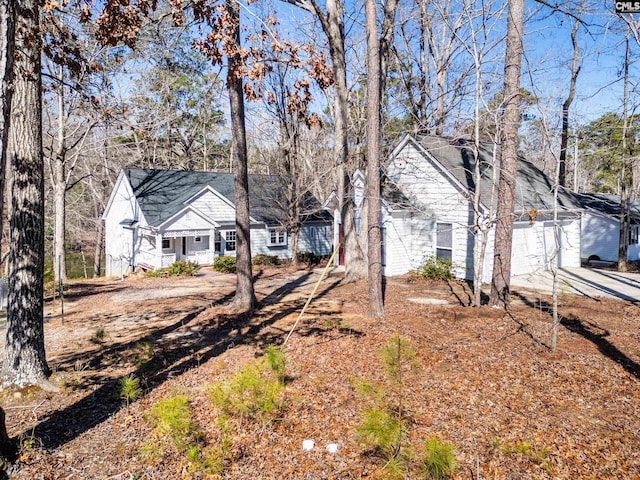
[[187, 250, 215, 265], [161, 253, 177, 267]]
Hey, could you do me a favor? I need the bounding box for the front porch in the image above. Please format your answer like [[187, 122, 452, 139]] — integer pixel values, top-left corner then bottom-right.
[[136, 228, 236, 270]]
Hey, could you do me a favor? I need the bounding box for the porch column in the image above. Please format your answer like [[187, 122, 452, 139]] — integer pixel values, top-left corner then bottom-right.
[[209, 229, 216, 263], [155, 232, 163, 269]]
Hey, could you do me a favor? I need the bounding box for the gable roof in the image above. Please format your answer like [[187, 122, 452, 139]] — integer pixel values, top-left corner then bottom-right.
[[401, 134, 584, 214], [123, 169, 331, 227]]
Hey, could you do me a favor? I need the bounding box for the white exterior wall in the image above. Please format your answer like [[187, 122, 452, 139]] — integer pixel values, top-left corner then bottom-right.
[[386, 144, 475, 280], [581, 212, 619, 262], [581, 213, 640, 262], [191, 190, 236, 222], [163, 209, 217, 232], [383, 142, 582, 282], [103, 174, 144, 276], [554, 219, 581, 268]]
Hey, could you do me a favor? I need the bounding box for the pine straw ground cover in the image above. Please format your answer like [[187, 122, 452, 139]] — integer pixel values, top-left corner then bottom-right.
[[1, 268, 639, 479]]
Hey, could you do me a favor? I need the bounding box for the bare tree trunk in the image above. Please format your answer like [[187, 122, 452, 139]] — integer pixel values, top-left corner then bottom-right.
[[0, 0, 16, 467], [490, 0, 524, 307], [227, 0, 255, 312], [282, 0, 368, 281], [2, 0, 50, 387], [550, 131, 562, 352], [618, 33, 631, 273], [365, 0, 384, 318], [559, 5, 582, 188], [327, 0, 367, 282], [53, 64, 67, 282], [93, 217, 104, 278]]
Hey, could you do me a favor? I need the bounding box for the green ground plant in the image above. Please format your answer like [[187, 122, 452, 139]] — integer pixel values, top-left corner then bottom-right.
[[502, 439, 549, 465], [418, 436, 457, 479], [130, 341, 154, 367], [414, 255, 454, 281], [117, 374, 142, 406], [146, 396, 201, 450], [142, 394, 227, 475], [212, 255, 237, 273], [252, 254, 281, 266], [356, 407, 403, 457], [208, 345, 286, 420], [355, 336, 419, 476], [145, 260, 200, 277]]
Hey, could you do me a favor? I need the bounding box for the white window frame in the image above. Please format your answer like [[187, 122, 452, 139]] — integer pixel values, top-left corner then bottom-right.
[[194, 236, 202, 243], [162, 238, 172, 250], [214, 231, 222, 252], [435, 222, 453, 262], [225, 230, 236, 251], [267, 227, 287, 247]]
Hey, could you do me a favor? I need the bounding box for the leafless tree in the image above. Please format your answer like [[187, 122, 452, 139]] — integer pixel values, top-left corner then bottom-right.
[[490, 0, 524, 307]]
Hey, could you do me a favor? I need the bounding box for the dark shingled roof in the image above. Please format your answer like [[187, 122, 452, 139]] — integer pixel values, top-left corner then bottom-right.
[[123, 169, 331, 227], [407, 135, 584, 214], [576, 192, 640, 223]]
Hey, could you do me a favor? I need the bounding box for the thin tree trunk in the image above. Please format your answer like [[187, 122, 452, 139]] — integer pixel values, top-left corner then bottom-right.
[[227, 0, 255, 312], [490, 0, 524, 307], [619, 33, 630, 273], [551, 130, 562, 351], [93, 217, 104, 278], [53, 64, 67, 282], [327, 0, 367, 282], [2, 0, 50, 387], [559, 6, 582, 188], [365, 0, 384, 318]]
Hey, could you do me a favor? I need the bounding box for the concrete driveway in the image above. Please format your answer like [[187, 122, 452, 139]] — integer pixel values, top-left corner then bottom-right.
[[510, 267, 640, 302]]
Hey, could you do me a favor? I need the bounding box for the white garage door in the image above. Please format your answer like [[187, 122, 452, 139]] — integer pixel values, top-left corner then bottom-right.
[[511, 224, 544, 276]]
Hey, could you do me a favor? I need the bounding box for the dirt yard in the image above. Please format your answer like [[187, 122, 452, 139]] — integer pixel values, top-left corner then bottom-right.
[[1, 264, 639, 479]]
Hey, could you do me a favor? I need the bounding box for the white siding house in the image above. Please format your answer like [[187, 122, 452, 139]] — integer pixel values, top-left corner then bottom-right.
[[578, 193, 640, 263], [103, 169, 333, 277], [364, 135, 583, 283]]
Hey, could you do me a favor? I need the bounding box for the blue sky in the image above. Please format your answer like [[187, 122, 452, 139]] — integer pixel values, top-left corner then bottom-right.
[[523, 2, 638, 123]]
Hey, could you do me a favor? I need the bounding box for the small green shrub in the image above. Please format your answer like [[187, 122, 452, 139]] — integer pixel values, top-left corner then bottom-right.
[[503, 440, 549, 464], [252, 254, 281, 266], [209, 363, 284, 419], [212, 255, 237, 273], [146, 260, 200, 278], [146, 395, 201, 450], [380, 335, 417, 383], [117, 374, 142, 406], [187, 417, 233, 475], [264, 345, 286, 380], [382, 453, 409, 480], [414, 255, 454, 281], [167, 260, 200, 276], [419, 436, 457, 479], [296, 251, 320, 265], [355, 407, 403, 457]]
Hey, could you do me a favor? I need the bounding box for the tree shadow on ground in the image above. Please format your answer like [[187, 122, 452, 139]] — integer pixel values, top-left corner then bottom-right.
[[25, 271, 348, 450], [47, 281, 128, 303], [561, 314, 640, 380], [508, 292, 640, 379]]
